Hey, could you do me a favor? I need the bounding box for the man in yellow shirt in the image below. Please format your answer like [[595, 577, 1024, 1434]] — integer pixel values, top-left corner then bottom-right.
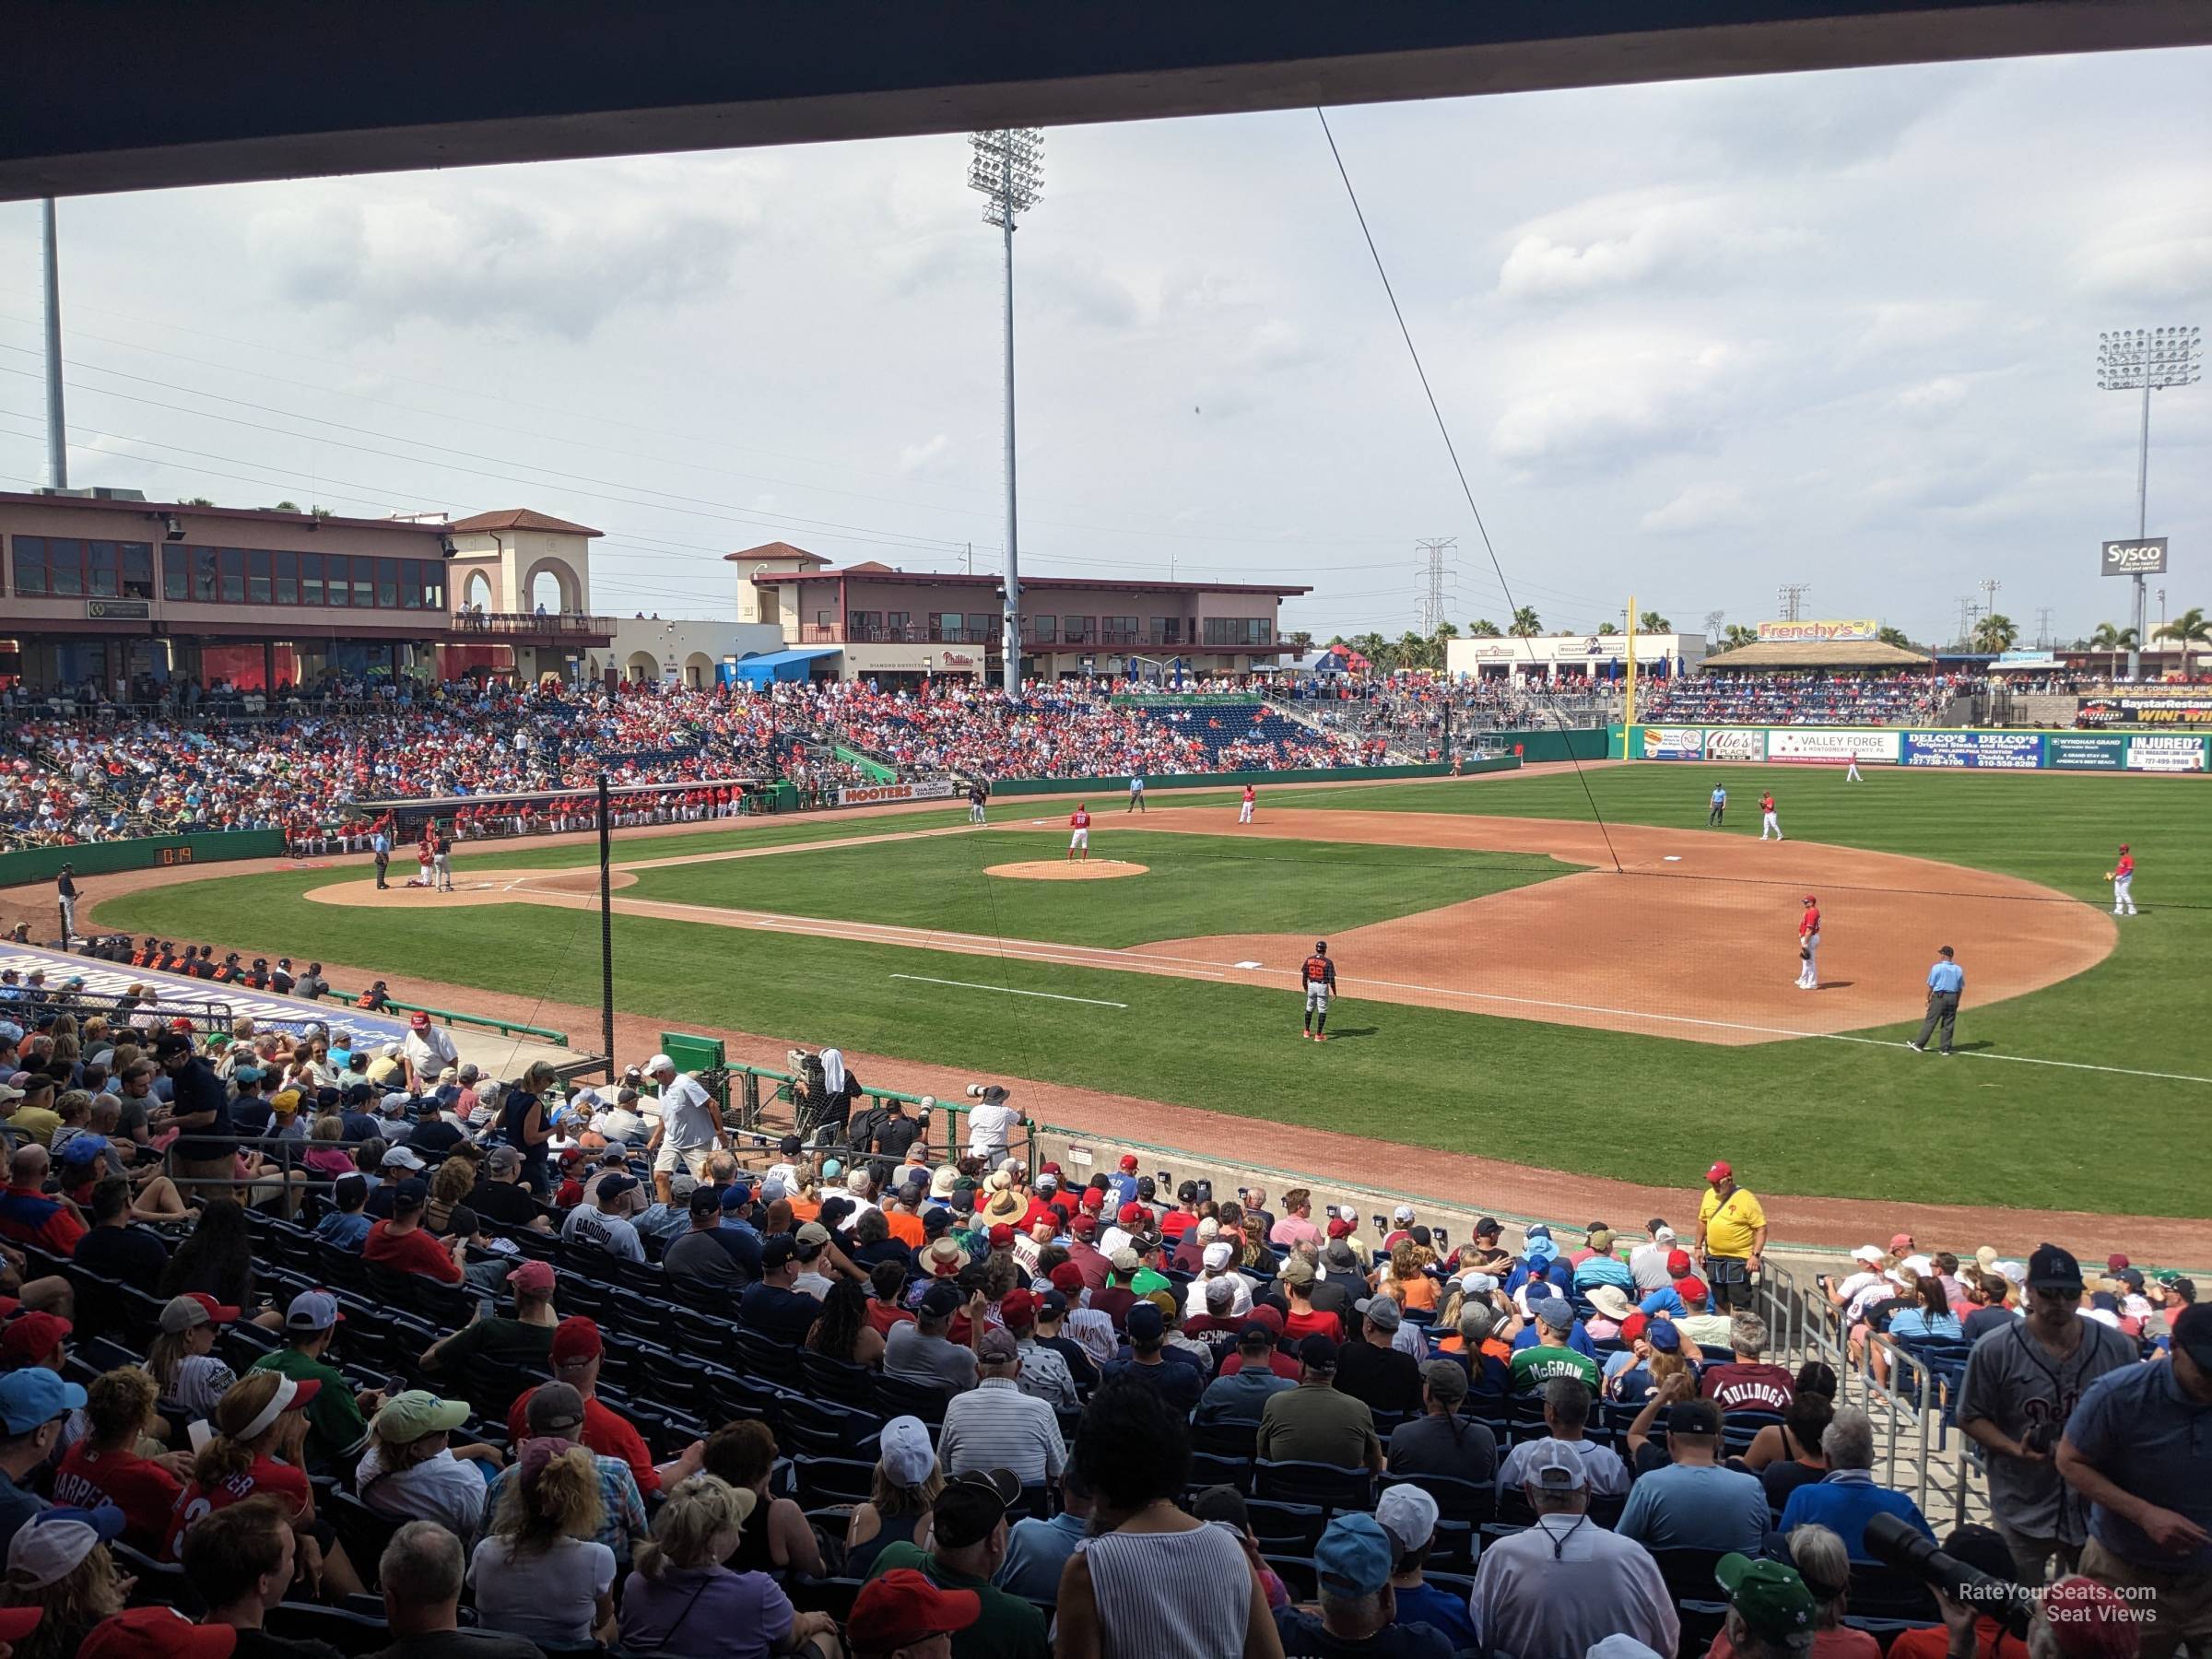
[[0, 1077, 63, 1147], [1694, 1160, 1767, 1313]]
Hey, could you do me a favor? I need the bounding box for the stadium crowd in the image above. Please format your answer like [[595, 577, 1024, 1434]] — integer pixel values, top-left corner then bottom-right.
[[0, 980, 2197, 1657], [2, 679, 1359, 852], [1634, 675, 1973, 728]]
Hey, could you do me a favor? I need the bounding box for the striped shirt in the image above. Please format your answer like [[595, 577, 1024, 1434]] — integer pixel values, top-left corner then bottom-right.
[[1077, 1524, 1253, 1659], [936, 1379, 1065, 1486]]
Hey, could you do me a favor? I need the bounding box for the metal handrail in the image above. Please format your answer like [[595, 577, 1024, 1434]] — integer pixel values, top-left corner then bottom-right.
[[312, 987, 567, 1047]]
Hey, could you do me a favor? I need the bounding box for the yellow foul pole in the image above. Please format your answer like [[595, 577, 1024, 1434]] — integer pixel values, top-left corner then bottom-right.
[[1625, 594, 1638, 751]]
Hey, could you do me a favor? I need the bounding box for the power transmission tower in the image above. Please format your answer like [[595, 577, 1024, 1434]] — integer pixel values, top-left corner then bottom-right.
[[1777, 583, 1811, 621], [1417, 538, 1454, 634], [1956, 596, 1981, 648], [2035, 606, 2053, 649]]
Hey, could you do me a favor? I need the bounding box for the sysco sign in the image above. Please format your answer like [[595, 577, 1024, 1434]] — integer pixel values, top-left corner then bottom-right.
[[2100, 537, 2168, 576]]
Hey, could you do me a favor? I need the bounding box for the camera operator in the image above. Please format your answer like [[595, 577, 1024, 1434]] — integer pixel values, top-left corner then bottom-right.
[[963, 1083, 1020, 1162], [1957, 1244, 2136, 1583], [1868, 1517, 2142, 1659], [2055, 1301, 2212, 1655]]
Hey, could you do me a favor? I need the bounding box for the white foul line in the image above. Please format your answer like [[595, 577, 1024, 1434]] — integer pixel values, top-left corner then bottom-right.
[[889, 974, 1126, 1008]]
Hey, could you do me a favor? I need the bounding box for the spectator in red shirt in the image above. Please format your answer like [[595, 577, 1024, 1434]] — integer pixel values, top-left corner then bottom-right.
[[1219, 1307, 1302, 1381], [53, 1369, 187, 1550], [505, 1317, 702, 1499], [0, 1146, 88, 1256], [1280, 1257, 1344, 1344], [363, 1181, 465, 1286]]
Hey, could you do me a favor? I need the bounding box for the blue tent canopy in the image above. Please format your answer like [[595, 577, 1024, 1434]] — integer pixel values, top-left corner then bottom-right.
[[723, 645, 841, 688]]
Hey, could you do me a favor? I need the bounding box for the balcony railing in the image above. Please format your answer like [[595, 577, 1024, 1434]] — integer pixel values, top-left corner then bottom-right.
[[794, 622, 1275, 653], [451, 610, 618, 637]]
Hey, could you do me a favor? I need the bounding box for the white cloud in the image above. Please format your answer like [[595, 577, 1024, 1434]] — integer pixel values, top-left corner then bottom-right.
[[1489, 334, 1745, 473], [1641, 483, 1750, 535], [897, 434, 952, 475], [2074, 209, 2212, 306], [1894, 376, 1968, 418], [1495, 193, 1808, 301]]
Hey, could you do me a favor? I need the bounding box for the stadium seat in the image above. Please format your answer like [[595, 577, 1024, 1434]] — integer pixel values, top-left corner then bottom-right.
[[874, 1374, 949, 1426], [797, 1348, 878, 1408], [732, 1327, 805, 1386], [1253, 1459, 1375, 1512], [1246, 1500, 1326, 1557], [264, 1602, 394, 1657], [323, 1488, 401, 1593], [1381, 1472, 1492, 1526], [792, 1456, 878, 1509]]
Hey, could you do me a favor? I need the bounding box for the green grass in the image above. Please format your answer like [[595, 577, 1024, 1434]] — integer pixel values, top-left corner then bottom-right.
[[91, 767, 2212, 1219], [620, 830, 1564, 947], [449, 806, 975, 870]]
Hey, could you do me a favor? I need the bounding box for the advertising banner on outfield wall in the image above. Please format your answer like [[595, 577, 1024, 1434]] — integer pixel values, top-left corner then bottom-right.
[[1641, 727, 1704, 759], [1767, 729, 1901, 764], [2047, 733, 2127, 771], [1901, 731, 2043, 769], [1701, 728, 1767, 762], [836, 777, 958, 806], [2124, 734, 2208, 772]]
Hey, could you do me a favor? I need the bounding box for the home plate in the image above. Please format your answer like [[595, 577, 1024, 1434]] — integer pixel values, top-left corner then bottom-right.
[[1235, 960, 1264, 970]]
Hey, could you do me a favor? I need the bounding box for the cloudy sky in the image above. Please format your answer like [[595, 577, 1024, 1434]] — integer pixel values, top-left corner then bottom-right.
[[1, 45, 2206, 648]]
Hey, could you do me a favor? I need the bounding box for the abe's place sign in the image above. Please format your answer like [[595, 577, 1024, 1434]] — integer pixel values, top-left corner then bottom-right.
[[2100, 538, 2168, 576]]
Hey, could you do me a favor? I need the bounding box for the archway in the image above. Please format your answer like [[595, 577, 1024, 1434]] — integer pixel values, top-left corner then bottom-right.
[[463, 571, 493, 615], [625, 650, 660, 683], [684, 652, 716, 688]]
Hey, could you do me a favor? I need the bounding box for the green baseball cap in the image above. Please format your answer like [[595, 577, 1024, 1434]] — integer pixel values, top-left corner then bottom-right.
[[1715, 1553, 1815, 1639], [372, 1390, 472, 1445]]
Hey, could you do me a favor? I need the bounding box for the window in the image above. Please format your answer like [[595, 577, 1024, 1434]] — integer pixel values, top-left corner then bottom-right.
[[247, 548, 272, 605], [847, 610, 881, 638], [191, 547, 218, 602], [376, 559, 399, 608], [48, 538, 83, 597], [11, 536, 46, 597], [419, 563, 444, 612], [1102, 614, 1139, 643], [87, 540, 120, 598], [929, 612, 963, 641], [1026, 614, 1056, 644], [1154, 617, 1182, 646], [351, 560, 374, 608], [324, 554, 348, 607], [162, 545, 187, 601], [275, 550, 298, 605], [218, 547, 245, 604], [121, 542, 153, 599], [1063, 615, 1095, 644], [300, 551, 324, 606], [887, 610, 911, 639], [1203, 617, 1274, 648]]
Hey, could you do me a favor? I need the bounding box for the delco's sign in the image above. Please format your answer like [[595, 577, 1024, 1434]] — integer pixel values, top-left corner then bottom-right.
[[2100, 537, 2168, 576]]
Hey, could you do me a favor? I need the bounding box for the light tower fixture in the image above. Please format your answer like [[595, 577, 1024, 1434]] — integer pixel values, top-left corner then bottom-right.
[[2096, 325, 2201, 680], [968, 128, 1043, 696]]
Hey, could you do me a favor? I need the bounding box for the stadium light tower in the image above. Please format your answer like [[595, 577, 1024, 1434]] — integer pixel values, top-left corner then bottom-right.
[[2097, 325, 2201, 679], [969, 128, 1042, 696]]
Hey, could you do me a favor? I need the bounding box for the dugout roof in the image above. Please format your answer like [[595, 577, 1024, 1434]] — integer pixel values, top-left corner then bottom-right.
[[1696, 641, 1932, 671]]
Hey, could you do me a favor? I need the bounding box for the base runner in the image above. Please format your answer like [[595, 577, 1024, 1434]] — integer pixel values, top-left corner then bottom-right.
[[1067, 804, 1091, 861], [1796, 895, 1821, 991], [1300, 940, 1338, 1041], [1239, 783, 1255, 825]]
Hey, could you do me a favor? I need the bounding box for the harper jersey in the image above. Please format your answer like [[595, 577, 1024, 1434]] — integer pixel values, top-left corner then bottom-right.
[[2116, 851, 2135, 878], [1070, 809, 1091, 830]]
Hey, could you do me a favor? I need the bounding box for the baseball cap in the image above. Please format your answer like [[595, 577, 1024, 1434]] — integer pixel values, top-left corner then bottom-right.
[[6, 1507, 121, 1593], [1299, 1334, 1339, 1371], [1324, 1215, 1355, 1240], [2105, 1253, 2129, 1273], [720, 1182, 753, 1211], [877, 1415, 936, 1488], [1706, 1160, 1733, 1183], [2171, 1303, 2212, 1370], [1047, 1263, 1085, 1295], [919, 1281, 965, 1321], [688, 1185, 721, 1218], [1666, 1248, 1693, 1276], [372, 1391, 472, 1445], [80, 1607, 239, 1659], [1202, 1241, 1233, 1271], [977, 1327, 1019, 1365], [1715, 1554, 1816, 1641], [1117, 1154, 1138, 1171], [1280, 1256, 1316, 1287], [0, 1369, 88, 1434], [283, 1290, 344, 1334], [1110, 1247, 1139, 1275], [1534, 1297, 1574, 1331], [760, 1235, 798, 1273], [846, 1569, 981, 1658], [524, 1382, 586, 1435], [505, 1261, 556, 1295], [1419, 1359, 1469, 1403], [2028, 1242, 2085, 1292], [1354, 1295, 1402, 1332], [1000, 1288, 1037, 1328], [1373, 1482, 1438, 1559], [0, 1312, 71, 1363], [1314, 1512, 1394, 1597], [551, 1316, 603, 1367], [1125, 1302, 1164, 1343], [1851, 1244, 1885, 1265], [1618, 1312, 1650, 1343], [390, 1178, 429, 1214], [1518, 1438, 1590, 1492], [1648, 1322, 1682, 1353], [1677, 1276, 1710, 1303], [646, 1053, 676, 1072], [159, 1293, 239, 1335], [380, 1145, 426, 1171], [1669, 1398, 1724, 1436], [1116, 1201, 1145, 1226], [933, 1468, 1020, 1548], [1890, 1233, 1917, 1253]]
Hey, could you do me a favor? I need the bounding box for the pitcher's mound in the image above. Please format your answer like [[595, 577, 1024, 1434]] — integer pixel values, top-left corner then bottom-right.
[[986, 860, 1148, 882]]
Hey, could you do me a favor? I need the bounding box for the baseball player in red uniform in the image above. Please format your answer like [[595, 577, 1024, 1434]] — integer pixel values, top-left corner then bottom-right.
[[1066, 804, 1091, 861], [1796, 895, 1821, 990], [1759, 790, 1782, 841], [1300, 940, 1338, 1041], [1239, 783, 1256, 825], [2111, 843, 2136, 916]]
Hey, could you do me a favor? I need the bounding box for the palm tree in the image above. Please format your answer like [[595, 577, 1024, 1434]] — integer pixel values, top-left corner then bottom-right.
[[1877, 626, 1913, 650], [1639, 610, 1672, 633], [1721, 624, 1759, 651], [1509, 606, 1542, 639], [1398, 630, 1434, 672], [1467, 618, 1502, 637], [1971, 614, 2019, 653], [1351, 631, 1390, 672], [2153, 606, 2210, 678], [1596, 622, 1618, 636], [2089, 621, 2137, 677], [1284, 630, 1314, 653]]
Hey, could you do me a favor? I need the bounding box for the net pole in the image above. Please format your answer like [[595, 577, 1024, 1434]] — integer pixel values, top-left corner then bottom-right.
[[598, 771, 616, 1079]]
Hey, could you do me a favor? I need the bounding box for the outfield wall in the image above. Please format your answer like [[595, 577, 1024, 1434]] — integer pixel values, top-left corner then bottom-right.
[[0, 830, 288, 889], [1628, 725, 2209, 772]]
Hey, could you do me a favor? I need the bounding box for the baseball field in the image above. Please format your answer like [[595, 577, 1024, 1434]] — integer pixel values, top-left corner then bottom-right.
[[79, 763, 2211, 1219]]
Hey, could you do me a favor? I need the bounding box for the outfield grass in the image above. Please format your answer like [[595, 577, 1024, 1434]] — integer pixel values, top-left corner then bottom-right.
[[450, 806, 976, 870], [620, 830, 1564, 947], [93, 767, 2212, 1217]]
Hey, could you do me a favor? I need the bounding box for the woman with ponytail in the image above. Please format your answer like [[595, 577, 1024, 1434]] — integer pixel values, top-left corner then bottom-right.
[[467, 1439, 616, 1649]]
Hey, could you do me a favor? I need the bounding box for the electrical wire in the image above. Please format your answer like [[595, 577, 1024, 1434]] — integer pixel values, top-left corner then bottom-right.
[[1315, 108, 1625, 877]]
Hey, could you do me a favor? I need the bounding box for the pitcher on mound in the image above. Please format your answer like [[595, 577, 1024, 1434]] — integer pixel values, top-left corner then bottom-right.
[[1067, 803, 1091, 861]]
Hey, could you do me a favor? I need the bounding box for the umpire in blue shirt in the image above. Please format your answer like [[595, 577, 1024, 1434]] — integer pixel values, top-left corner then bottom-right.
[[1909, 947, 1963, 1054]]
